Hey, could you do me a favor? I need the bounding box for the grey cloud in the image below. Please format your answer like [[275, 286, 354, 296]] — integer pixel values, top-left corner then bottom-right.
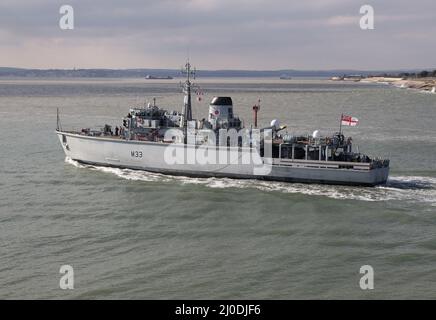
[[0, 0, 435, 69]]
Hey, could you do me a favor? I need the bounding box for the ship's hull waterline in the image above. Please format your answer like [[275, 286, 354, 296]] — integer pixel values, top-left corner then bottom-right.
[[57, 131, 389, 187]]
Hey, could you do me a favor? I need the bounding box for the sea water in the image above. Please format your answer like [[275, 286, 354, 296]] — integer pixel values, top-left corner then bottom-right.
[[1, 78, 436, 299]]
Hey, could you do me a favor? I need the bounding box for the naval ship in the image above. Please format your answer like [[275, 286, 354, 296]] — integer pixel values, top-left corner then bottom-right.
[[56, 62, 390, 186]]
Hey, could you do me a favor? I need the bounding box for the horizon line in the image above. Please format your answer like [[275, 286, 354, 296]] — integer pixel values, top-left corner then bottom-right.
[[1, 66, 433, 72]]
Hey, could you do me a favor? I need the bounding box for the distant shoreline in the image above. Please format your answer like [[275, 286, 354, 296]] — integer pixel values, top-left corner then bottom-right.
[[0, 67, 426, 79], [360, 77, 436, 93]]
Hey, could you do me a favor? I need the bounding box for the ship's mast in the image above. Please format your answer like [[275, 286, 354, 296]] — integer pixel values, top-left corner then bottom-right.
[[181, 61, 196, 143]]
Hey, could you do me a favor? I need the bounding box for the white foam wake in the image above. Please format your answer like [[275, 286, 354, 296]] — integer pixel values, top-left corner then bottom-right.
[[65, 157, 436, 204]]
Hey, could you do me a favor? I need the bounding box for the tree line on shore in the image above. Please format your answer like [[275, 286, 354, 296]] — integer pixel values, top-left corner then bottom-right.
[[374, 70, 436, 79]]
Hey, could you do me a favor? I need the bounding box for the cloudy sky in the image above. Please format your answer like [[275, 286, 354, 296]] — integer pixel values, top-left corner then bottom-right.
[[1, 0, 435, 70]]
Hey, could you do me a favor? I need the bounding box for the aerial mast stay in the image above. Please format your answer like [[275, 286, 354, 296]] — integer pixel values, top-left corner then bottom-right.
[[56, 107, 62, 131]]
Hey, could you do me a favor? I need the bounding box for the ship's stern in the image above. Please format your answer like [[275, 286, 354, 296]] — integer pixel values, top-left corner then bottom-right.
[[371, 165, 390, 186]]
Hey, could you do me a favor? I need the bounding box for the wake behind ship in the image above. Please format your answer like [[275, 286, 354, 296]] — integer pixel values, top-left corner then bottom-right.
[[56, 62, 390, 186]]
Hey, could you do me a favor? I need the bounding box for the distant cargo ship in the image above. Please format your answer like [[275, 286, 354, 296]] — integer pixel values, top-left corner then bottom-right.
[[145, 75, 173, 80]]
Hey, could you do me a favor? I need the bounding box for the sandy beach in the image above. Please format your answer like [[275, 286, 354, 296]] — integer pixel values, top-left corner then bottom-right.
[[361, 77, 436, 93]]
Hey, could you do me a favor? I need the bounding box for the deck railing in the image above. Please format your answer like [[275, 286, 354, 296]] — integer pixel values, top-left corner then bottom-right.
[[273, 158, 373, 170]]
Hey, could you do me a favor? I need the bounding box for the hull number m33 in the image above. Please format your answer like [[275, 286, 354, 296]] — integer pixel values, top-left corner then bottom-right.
[[131, 151, 143, 158]]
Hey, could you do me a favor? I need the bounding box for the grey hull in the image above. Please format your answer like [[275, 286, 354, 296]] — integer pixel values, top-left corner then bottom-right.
[[58, 131, 389, 187]]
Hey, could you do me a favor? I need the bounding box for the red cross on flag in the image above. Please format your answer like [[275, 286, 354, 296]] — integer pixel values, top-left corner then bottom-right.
[[341, 114, 359, 127]]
